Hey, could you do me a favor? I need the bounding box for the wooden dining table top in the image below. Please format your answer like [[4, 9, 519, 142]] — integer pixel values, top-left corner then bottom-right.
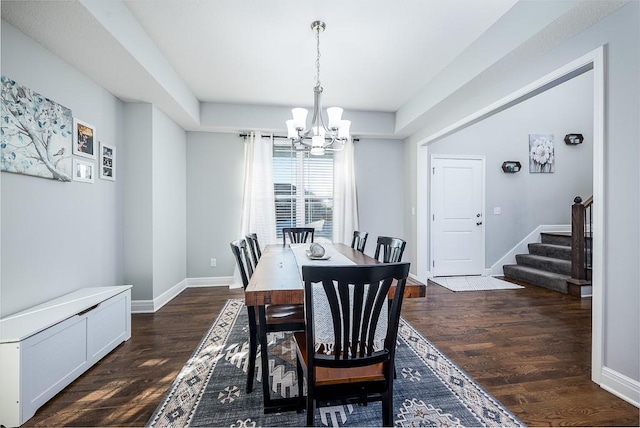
[[244, 242, 425, 307]]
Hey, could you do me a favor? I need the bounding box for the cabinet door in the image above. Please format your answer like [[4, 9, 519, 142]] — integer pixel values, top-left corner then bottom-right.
[[22, 316, 88, 422], [87, 292, 130, 362]]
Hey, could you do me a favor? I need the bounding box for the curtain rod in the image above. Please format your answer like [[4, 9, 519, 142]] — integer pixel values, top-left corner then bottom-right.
[[238, 133, 358, 142]]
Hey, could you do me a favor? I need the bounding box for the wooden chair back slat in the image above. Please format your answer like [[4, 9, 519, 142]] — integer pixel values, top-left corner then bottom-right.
[[351, 231, 368, 253], [374, 236, 406, 263], [230, 239, 253, 288], [245, 233, 261, 268], [283, 227, 315, 245]]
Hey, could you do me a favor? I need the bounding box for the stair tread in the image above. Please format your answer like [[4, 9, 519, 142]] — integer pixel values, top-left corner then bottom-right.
[[504, 264, 571, 279], [517, 254, 571, 263]]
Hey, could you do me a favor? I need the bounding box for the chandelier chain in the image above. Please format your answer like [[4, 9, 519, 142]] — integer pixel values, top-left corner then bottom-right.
[[315, 24, 321, 88]]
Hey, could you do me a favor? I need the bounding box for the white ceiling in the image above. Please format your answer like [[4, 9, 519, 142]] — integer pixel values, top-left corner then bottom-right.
[[1, 0, 517, 116], [5, 0, 624, 137]]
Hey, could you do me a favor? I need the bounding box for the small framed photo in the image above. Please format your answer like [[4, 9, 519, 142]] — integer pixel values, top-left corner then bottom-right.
[[99, 142, 116, 181], [73, 118, 96, 159], [73, 158, 94, 183]]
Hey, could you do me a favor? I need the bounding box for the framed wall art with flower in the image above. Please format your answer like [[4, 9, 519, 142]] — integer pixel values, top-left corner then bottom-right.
[[529, 134, 555, 173]]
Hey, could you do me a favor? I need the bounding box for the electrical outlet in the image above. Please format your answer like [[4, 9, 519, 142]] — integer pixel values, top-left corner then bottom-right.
[[210, 258, 216, 267], [493, 207, 501, 215]]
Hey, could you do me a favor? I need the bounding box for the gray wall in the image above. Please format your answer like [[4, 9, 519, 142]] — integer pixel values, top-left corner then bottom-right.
[[184, 134, 406, 278], [354, 138, 406, 259], [122, 103, 187, 301], [406, 1, 639, 383], [123, 103, 153, 301], [1, 20, 125, 316], [151, 106, 187, 297], [428, 71, 593, 267], [186, 132, 244, 279], [2, 21, 188, 311]]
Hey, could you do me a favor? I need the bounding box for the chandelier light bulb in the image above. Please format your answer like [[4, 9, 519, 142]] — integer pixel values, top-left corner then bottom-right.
[[291, 108, 308, 130], [286, 120, 297, 139], [338, 120, 351, 139], [327, 107, 343, 130]]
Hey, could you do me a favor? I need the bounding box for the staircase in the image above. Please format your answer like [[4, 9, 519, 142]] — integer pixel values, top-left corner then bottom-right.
[[503, 232, 575, 294]]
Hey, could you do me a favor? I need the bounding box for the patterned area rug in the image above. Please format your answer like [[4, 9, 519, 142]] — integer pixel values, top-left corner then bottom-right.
[[430, 276, 524, 292], [147, 299, 524, 427]]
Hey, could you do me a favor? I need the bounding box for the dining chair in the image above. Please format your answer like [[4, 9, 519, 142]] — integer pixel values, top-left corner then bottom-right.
[[294, 262, 410, 426], [351, 230, 368, 253], [230, 239, 305, 394], [282, 227, 315, 245], [245, 233, 261, 268], [374, 236, 406, 263]]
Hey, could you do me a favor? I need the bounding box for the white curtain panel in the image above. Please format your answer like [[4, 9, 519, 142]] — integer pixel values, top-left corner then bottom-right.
[[332, 138, 359, 245], [232, 132, 277, 289], [240, 132, 277, 244]]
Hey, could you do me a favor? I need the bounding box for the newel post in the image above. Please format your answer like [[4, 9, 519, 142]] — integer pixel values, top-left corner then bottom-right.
[[571, 196, 586, 281]]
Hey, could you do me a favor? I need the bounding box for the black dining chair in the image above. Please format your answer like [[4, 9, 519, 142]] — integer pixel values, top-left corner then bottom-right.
[[282, 227, 315, 246], [230, 239, 305, 394], [374, 236, 406, 263], [351, 230, 368, 253], [245, 233, 261, 268], [294, 262, 410, 426]]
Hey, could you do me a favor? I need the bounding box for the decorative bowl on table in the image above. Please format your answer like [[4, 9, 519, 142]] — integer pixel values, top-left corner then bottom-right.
[[306, 243, 330, 260]]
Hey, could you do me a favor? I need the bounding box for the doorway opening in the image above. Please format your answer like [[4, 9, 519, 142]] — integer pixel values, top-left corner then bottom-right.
[[415, 46, 605, 384]]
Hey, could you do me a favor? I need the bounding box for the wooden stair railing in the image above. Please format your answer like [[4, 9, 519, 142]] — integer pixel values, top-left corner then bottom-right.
[[569, 196, 592, 295]]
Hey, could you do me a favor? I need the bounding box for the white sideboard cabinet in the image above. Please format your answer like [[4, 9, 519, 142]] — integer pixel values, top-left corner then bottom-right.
[[0, 286, 132, 427]]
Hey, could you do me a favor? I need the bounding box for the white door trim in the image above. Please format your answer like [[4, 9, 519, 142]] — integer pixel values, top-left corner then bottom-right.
[[415, 46, 605, 385], [430, 155, 486, 277]]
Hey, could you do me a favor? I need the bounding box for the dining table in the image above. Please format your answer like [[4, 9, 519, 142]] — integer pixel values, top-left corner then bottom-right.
[[243, 242, 425, 414]]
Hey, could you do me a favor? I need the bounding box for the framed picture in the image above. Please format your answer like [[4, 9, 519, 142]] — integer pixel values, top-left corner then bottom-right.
[[73, 118, 96, 159], [73, 158, 94, 183], [1, 75, 73, 181], [529, 133, 555, 173], [99, 142, 116, 181]]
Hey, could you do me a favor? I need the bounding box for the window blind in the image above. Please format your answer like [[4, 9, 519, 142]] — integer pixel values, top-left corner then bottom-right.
[[273, 141, 333, 240]]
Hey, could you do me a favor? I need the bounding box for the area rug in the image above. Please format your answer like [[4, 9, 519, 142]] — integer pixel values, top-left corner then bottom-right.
[[430, 276, 524, 292], [147, 299, 524, 427]]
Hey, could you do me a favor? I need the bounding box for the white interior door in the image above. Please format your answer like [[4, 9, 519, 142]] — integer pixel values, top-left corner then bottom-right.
[[431, 156, 484, 276]]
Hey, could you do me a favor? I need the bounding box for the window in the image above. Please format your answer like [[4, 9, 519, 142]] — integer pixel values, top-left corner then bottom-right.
[[273, 140, 333, 240]]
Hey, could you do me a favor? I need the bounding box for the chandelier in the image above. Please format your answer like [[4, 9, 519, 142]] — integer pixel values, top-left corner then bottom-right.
[[286, 20, 351, 156]]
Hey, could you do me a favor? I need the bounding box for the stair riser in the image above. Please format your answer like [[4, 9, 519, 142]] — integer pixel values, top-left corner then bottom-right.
[[541, 233, 572, 246], [528, 243, 571, 261], [516, 254, 572, 275], [503, 265, 569, 294]]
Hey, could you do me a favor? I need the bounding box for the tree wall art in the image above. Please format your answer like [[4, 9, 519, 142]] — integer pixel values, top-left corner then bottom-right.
[[1, 75, 73, 181]]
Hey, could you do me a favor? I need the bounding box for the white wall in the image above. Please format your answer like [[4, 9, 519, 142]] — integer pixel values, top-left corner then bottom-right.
[[1, 20, 125, 316], [428, 71, 593, 267]]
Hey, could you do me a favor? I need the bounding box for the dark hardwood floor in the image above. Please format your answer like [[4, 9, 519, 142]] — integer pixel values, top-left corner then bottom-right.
[[23, 281, 639, 427]]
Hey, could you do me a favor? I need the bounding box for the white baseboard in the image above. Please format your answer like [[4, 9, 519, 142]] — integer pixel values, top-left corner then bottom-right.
[[490, 224, 570, 276], [131, 276, 235, 313], [600, 366, 640, 408], [187, 276, 233, 287], [131, 299, 154, 313]]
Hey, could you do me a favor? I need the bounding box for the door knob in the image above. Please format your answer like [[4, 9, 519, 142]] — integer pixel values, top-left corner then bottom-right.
[[476, 213, 482, 217], [476, 221, 483, 226]]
